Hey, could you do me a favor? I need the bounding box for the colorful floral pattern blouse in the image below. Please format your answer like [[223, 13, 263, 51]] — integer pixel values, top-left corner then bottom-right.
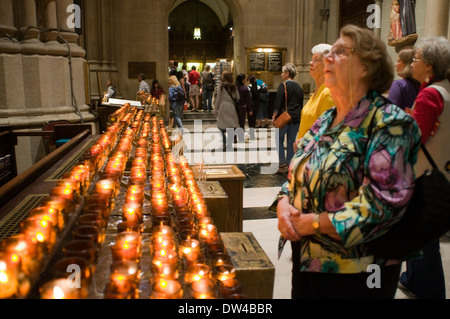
[[277, 91, 421, 274]]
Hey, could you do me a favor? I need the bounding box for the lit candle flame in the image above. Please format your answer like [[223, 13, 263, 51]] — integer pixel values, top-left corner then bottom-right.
[[36, 232, 45, 242], [53, 286, 65, 299], [0, 271, 8, 283], [11, 254, 19, 263]]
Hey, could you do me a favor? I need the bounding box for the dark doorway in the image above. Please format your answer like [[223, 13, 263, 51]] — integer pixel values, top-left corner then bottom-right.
[[168, 1, 233, 66]]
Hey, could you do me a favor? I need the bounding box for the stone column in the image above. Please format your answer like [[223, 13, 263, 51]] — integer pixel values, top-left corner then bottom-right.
[[56, 0, 86, 57], [18, 0, 47, 54], [374, 0, 383, 38], [320, 0, 330, 43], [43, 0, 66, 55], [0, 0, 20, 53], [425, 0, 449, 38]]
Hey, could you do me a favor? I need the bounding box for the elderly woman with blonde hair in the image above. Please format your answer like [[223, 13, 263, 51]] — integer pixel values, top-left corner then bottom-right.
[[295, 43, 335, 147], [274, 25, 421, 299]]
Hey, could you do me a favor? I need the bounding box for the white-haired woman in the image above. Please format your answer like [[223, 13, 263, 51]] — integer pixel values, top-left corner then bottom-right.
[[399, 36, 450, 300], [295, 44, 335, 145]]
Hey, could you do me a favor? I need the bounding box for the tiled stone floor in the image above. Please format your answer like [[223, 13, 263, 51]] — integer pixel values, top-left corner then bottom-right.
[[180, 121, 450, 299]]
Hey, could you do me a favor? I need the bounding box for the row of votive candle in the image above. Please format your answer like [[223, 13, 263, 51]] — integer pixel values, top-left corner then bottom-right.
[[102, 112, 153, 299], [36, 104, 143, 299], [149, 118, 244, 299]]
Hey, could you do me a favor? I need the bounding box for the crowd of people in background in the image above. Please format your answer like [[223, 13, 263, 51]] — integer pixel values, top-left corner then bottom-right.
[[134, 31, 450, 300]]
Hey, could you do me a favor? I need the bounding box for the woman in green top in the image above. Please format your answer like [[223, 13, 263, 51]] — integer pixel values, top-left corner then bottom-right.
[[275, 25, 421, 299]]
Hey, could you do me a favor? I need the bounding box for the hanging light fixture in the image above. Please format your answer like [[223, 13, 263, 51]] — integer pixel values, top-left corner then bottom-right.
[[193, 2, 201, 40], [193, 27, 201, 40]]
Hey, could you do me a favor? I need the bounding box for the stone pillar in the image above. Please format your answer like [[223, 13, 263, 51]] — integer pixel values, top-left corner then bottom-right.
[[425, 0, 449, 38], [0, 0, 20, 53], [56, 0, 86, 57], [43, 0, 66, 55], [374, 0, 383, 38], [18, 0, 47, 54], [320, 0, 330, 43], [84, 0, 119, 100]]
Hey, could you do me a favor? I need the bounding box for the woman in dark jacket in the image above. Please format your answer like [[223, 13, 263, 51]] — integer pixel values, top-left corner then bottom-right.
[[236, 73, 253, 142], [273, 63, 304, 173], [248, 75, 260, 140]]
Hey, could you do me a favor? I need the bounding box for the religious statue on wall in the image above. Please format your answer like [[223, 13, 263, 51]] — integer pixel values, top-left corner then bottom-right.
[[388, 0, 418, 51]]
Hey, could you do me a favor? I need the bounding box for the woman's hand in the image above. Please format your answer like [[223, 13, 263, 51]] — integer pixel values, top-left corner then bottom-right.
[[277, 196, 301, 241], [293, 139, 301, 153], [291, 213, 315, 237]]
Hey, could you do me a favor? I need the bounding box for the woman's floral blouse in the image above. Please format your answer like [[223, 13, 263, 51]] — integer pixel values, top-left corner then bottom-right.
[[278, 91, 421, 274]]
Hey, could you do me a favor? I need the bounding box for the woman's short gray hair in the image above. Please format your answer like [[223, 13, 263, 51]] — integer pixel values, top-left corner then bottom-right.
[[312, 43, 332, 57], [282, 63, 297, 79], [416, 37, 450, 80]]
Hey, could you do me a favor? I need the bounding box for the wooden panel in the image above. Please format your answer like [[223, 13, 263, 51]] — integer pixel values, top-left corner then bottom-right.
[[192, 165, 246, 232], [54, 124, 92, 141], [197, 181, 229, 232], [221, 232, 275, 299]]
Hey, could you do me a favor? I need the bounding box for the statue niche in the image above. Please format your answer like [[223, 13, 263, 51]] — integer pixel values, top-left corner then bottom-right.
[[388, 0, 418, 52]]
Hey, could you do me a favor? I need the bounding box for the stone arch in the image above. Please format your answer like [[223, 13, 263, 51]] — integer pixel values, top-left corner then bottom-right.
[[164, 0, 243, 72]]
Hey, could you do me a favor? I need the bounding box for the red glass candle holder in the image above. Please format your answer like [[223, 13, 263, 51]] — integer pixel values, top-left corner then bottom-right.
[[151, 279, 183, 299], [185, 263, 211, 284], [189, 278, 216, 299], [110, 260, 140, 283], [122, 202, 143, 223], [111, 242, 140, 263]]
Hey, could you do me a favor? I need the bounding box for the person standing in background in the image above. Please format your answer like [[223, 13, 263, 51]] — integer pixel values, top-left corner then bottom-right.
[[182, 65, 191, 108], [248, 75, 260, 140], [201, 65, 215, 112], [216, 71, 240, 151], [256, 78, 269, 128], [388, 47, 420, 110], [398, 36, 450, 300], [137, 73, 150, 94], [273, 63, 303, 174], [236, 73, 253, 142], [105, 79, 116, 99], [150, 79, 165, 101], [188, 66, 201, 112], [168, 75, 184, 132], [169, 60, 178, 76]]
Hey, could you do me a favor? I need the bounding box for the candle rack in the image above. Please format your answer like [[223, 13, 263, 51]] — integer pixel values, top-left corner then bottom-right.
[[0, 103, 246, 299]]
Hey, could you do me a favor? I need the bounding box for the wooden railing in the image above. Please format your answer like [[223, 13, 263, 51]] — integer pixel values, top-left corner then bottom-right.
[[0, 129, 90, 209]]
